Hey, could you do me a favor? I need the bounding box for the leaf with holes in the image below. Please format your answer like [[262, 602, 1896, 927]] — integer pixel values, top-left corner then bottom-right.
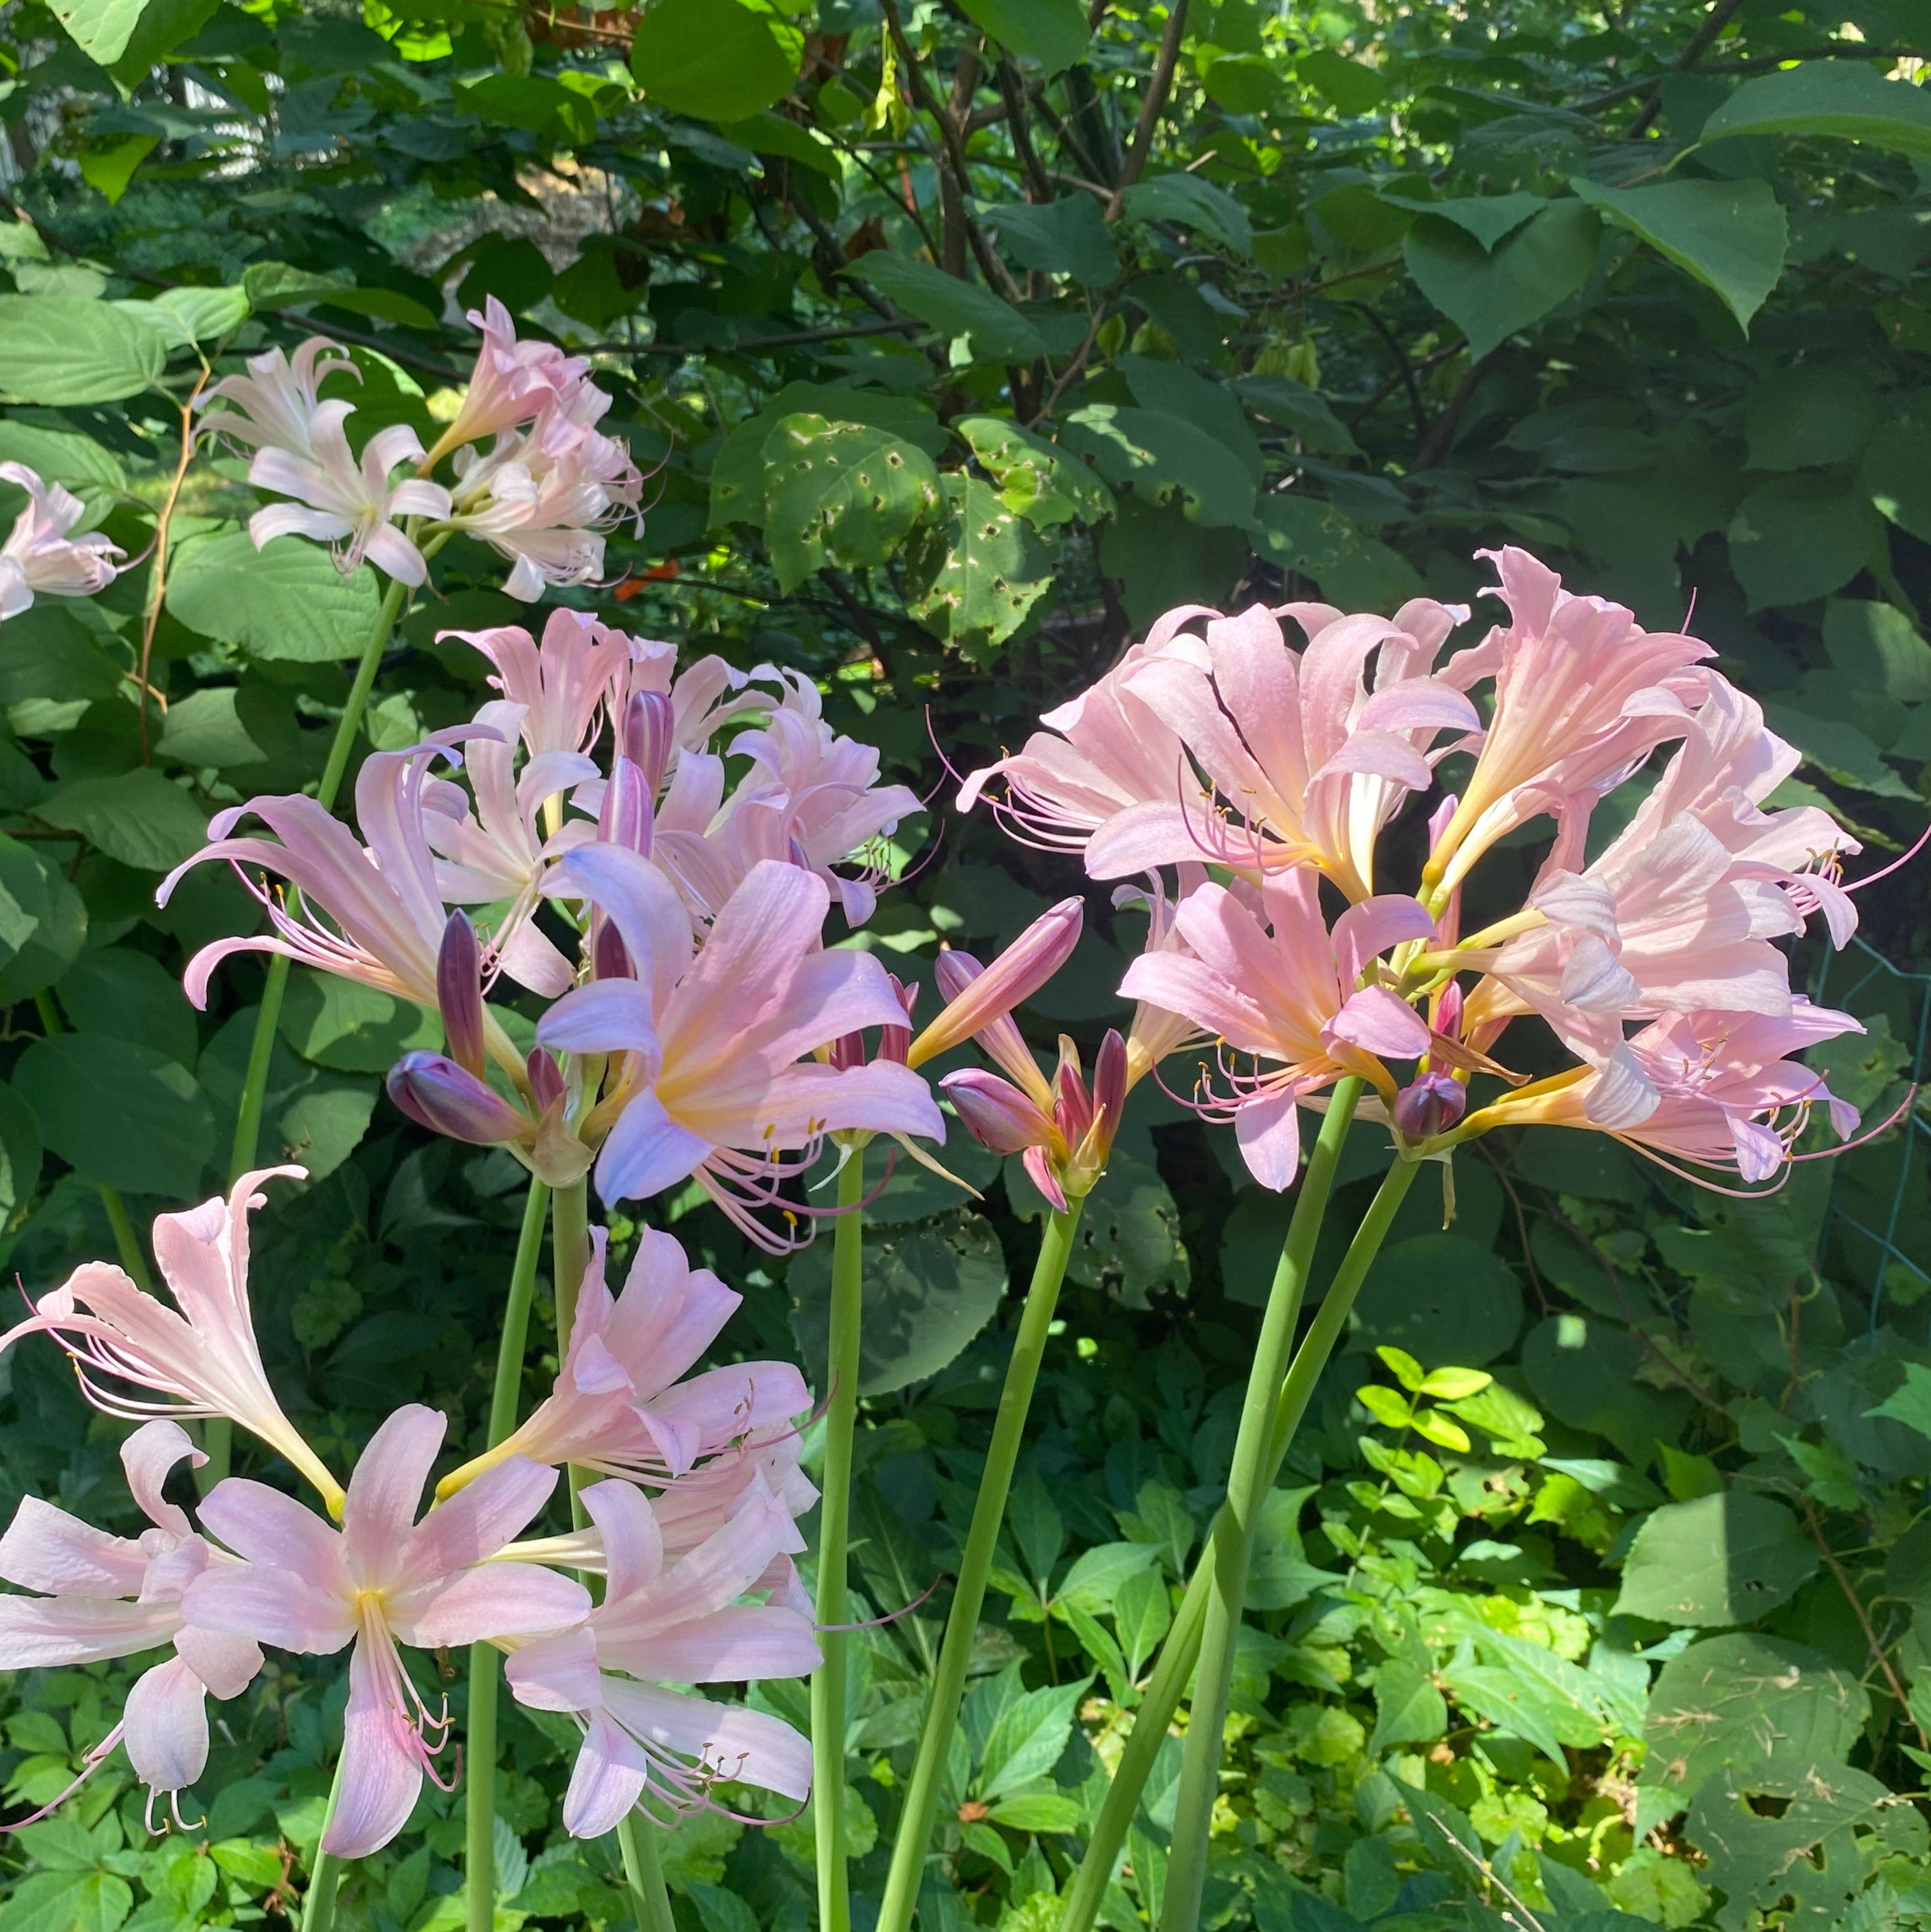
[[761, 414, 942, 595], [1614, 1491, 1819, 1627], [906, 476, 1055, 663], [956, 417, 1114, 529]]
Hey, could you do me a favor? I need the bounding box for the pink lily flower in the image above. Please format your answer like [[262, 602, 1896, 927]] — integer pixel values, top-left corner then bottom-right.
[[0, 1421, 263, 1826], [1117, 874, 1437, 1188], [247, 401, 451, 586], [424, 297, 593, 467], [2, 1168, 344, 1513], [0, 463, 124, 619], [1422, 548, 1714, 896], [1459, 1002, 1865, 1183], [197, 336, 357, 460], [504, 1478, 815, 1834], [944, 1028, 1130, 1212], [438, 1226, 809, 1496], [184, 1405, 590, 1859], [535, 848, 944, 1247], [158, 734, 555, 1031], [1082, 598, 1478, 901], [443, 607, 638, 761]]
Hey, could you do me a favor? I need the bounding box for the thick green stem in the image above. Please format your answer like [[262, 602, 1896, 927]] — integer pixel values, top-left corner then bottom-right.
[[877, 1199, 1086, 1932], [1060, 1151, 1420, 1932], [1159, 1085, 1363, 1932], [212, 573, 412, 1490], [811, 1149, 868, 1932], [616, 1812, 678, 1932], [1162, 1128, 1422, 1932], [466, 1179, 552, 1932], [304, 1758, 349, 1932]]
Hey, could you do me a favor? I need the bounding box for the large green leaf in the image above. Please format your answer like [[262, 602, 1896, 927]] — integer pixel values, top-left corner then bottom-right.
[[1700, 60, 1931, 160], [906, 476, 1054, 661], [955, 0, 1087, 75], [0, 297, 168, 405], [1403, 199, 1601, 359], [1348, 1233, 1523, 1368], [1640, 1634, 1868, 1814], [760, 414, 943, 595], [47, 0, 146, 63], [980, 197, 1119, 288], [1381, 189, 1545, 252], [849, 253, 1049, 362], [789, 1210, 1008, 1396], [14, 1032, 213, 1199], [1571, 176, 1787, 333], [1614, 1491, 1819, 1626], [957, 417, 1114, 528], [1118, 175, 1253, 256], [1062, 403, 1258, 530], [629, 0, 801, 122], [1728, 475, 1879, 610], [975, 1675, 1090, 1801], [167, 530, 382, 660], [0, 421, 127, 493], [36, 768, 208, 873]]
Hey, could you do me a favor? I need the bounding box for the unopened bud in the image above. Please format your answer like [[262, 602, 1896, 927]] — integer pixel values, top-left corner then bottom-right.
[[437, 911, 484, 1077], [598, 755, 652, 857], [1053, 1037, 1093, 1142], [1392, 1071, 1467, 1140], [941, 1069, 1054, 1155], [1091, 1029, 1128, 1139], [526, 1048, 565, 1112], [621, 690, 675, 795], [908, 900, 1083, 1070], [828, 1031, 866, 1072], [1433, 980, 1463, 1041], [594, 921, 633, 983], [388, 1052, 526, 1145]]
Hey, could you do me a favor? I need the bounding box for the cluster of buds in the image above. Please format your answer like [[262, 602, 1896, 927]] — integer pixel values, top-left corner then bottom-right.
[[199, 300, 641, 601], [0, 1173, 821, 1847]]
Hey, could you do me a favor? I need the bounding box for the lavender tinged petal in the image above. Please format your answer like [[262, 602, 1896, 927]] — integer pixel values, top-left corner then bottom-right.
[[437, 911, 484, 1076], [387, 1052, 526, 1144]]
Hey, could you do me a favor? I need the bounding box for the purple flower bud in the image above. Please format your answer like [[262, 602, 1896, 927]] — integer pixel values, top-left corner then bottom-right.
[[1091, 1029, 1128, 1139], [437, 911, 484, 1077], [828, 1031, 866, 1072], [909, 901, 1082, 1069], [933, 948, 983, 1006], [622, 690, 675, 795], [941, 1069, 1055, 1155], [1053, 1037, 1093, 1142], [388, 1052, 526, 1145], [526, 1048, 565, 1112], [598, 755, 653, 857], [1433, 980, 1463, 1041], [594, 921, 632, 982], [1392, 1071, 1467, 1140]]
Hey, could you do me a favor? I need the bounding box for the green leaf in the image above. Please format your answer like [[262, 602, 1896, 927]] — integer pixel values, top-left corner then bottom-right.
[[1297, 46, 1385, 115], [1246, 1487, 1337, 1610], [955, 0, 1087, 75], [905, 476, 1054, 661], [13, 1032, 213, 1198], [1403, 199, 1601, 359], [47, 0, 146, 63], [1864, 1359, 1931, 1439], [1369, 1658, 1447, 1755], [1350, 1234, 1523, 1368], [976, 1676, 1090, 1801], [985, 1792, 1087, 1834], [241, 262, 350, 309], [199, 1008, 376, 1184], [1614, 1491, 1820, 1627], [956, 417, 1114, 529], [167, 530, 381, 661], [0, 1082, 42, 1221], [58, 948, 197, 1065], [1743, 364, 1875, 471], [849, 254, 1049, 362], [980, 197, 1120, 287], [1728, 475, 1879, 610], [1700, 60, 1931, 160], [37, 768, 208, 872], [629, 0, 801, 123], [1642, 1634, 1868, 1815], [1381, 190, 1545, 252], [1763, 704, 1918, 799], [1571, 176, 1787, 333], [0, 422, 126, 494], [0, 842, 85, 1006], [1062, 403, 1258, 530], [1863, 402, 1931, 544], [1118, 175, 1253, 256], [0, 297, 168, 405], [77, 136, 157, 207], [760, 414, 943, 595], [1234, 375, 1361, 455], [1121, 353, 1266, 481], [278, 969, 440, 1073], [1112, 1564, 1170, 1680], [1055, 1541, 1159, 1615], [789, 1210, 1007, 1397]]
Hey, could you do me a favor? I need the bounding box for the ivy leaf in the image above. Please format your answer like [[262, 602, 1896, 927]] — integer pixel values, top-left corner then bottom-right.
[[1700, 60, 1931, 160], [906, 476, 1054, 661], [1403, 200, 1601, 359], [761, 414, 942, 594], [1572, 176, 1788, 333]]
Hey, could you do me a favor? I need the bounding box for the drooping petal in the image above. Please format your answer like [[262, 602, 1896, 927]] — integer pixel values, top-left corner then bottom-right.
[[561, 1710, 650, 1839], [324, 1635, 426, 1859], [0, 1498, 146, 1599], [1236, 1089, 1302, 1192], [600, 1679, 812, 1801], [181, 1563, 356, 1656], [0, 1593, 181, 1668], [122, 1656, 210, 1792]]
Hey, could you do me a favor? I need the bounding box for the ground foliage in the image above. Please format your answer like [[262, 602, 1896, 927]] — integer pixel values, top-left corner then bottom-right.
[[0, 0, 1928, 1929]]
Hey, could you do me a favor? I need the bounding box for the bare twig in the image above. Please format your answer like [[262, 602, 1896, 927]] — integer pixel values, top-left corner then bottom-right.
[[1107, 0, 1187, 213], [997, 54, 1056, 204], [1623, 0, 1748, 136], [1031, 304, 1105, 425], [136, 363, 212, 764]]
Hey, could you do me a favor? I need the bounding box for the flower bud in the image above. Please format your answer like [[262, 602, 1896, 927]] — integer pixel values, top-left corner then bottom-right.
[[593, 921, 632, 983], [1392, 1071, 1467, 1140], [879, 975, 917, 1067], [1433, 979, 1464, 1041], [827, 1031, 866, 1072], [940, 1069, 1056, 1155], [437, 911, 484, 1077], [622, 690, 675, 796], [526, 1047, 565, 1113], [1090, 1029, 1128, 1142], [388, 1052, 526, 1145], [598, 755, 652, 857], [908, 900, 1082, 1069], [1053, 1036, 1093, 1142]]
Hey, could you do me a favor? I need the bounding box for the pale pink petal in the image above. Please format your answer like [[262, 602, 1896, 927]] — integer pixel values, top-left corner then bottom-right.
[[392, 1562, 590, 1647], [1325, 988, 1430, 1058], [181, 1564, 355, 1656], [196, 1479, 343, 1584], [601, 1680, 812, 1801], [603, 1604, 821, 1684], [0, 1498, 146, 1599], [123, 1656, 210, 1792], [1585, 1045, 1660, 1129], [342, 1406, 445, 1581], [505, 1626, 605, 1714], [174, 1625, 263, 1700], [1236, 1089, 1302, 1191], [562, 1710, 649, 1838], [0, 1593, 181, 1667], [401, 1456, 558, 1584], [324, 1637, 424, 1858], [581, 1480, 662, 1602], [120, 1421, 205, 1540], [596, 1093, 713, 1203]]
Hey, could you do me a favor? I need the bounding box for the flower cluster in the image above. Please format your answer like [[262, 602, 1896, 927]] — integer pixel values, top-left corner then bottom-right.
[[961, 548, 1879, 1190], [0, 461, 124, 621], [157, 603, 1085, 1245], [0, 1171, 819, 1850], [199, 300, 641, 601]]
